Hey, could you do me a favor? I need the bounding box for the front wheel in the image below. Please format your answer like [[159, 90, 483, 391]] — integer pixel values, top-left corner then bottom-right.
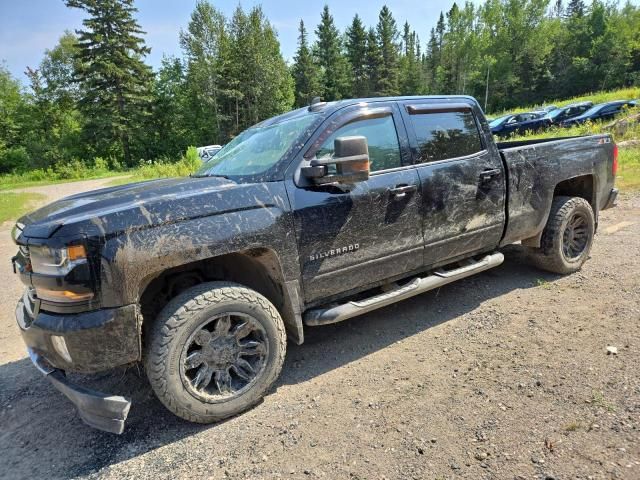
[[145, 282, 287, 424], [530, 196, 595, 274]]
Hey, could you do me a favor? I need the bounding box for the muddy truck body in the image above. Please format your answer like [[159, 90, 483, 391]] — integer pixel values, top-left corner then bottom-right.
[[11, 96, 618, 433]]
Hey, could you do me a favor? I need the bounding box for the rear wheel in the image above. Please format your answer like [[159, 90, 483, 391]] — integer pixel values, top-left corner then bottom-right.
[[530, 196, 595, 274], [145, 282, 286, 423]]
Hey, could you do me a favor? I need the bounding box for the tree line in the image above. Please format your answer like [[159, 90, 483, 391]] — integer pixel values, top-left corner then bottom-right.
[[0, 0, 639, 173]]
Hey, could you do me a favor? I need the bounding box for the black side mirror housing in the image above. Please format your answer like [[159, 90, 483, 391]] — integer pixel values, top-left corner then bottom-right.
[[302, 135, 370, 185]]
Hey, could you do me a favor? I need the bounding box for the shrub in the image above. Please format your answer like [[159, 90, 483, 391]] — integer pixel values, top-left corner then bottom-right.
[[0, 146, 30, 174]]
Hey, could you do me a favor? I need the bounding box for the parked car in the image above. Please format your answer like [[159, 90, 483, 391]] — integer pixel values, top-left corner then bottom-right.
[[489, 111, 551, 137], [560, 100, 635, 126], [12, 95, 618, 433], [545, 101, 593, 125], [197, 144, 223, 161]]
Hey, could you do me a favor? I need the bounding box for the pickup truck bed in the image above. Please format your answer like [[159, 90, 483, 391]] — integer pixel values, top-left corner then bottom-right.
[[497, 135, 617, 246]]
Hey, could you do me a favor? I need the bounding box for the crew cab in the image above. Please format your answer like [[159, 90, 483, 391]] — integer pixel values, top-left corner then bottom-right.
[[489, 111, 551, 137], [11, 95, 618, 434]]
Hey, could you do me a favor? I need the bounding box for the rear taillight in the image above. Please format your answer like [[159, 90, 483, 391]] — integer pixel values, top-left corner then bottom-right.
[[613, 144, 618, 176]]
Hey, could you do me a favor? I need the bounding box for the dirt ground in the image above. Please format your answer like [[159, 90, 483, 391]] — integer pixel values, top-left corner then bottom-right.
[[0, 181, 638, 480]]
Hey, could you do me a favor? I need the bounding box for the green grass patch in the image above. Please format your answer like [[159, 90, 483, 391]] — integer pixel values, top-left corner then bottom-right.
[[0, 147, 203, 190], [0, 192, 46, 223], [489, 87, 640, 116], [617, 146, 640, 191], [105, 146, 203, 187]]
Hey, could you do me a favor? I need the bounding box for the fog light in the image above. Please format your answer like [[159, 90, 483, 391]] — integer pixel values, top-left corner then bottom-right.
[[51, 335, 72, 363]]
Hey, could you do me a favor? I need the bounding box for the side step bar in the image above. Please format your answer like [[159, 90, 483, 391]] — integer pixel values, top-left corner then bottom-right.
[[303, 252, 504, 327]]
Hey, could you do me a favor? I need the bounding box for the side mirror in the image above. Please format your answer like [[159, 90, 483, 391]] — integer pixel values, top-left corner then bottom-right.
[[302, 136, 370, 185]]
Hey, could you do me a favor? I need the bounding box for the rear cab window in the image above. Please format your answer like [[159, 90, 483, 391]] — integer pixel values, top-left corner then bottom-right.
[[403, 104, 484, 163]]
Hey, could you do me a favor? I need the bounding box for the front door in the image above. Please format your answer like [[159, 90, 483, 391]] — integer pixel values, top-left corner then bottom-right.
[[399, 100, 506, 266], [287, 103, 424, 304]]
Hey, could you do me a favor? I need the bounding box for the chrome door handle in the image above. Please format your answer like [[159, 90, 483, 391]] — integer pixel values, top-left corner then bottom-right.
[[388, 184, 417, 198]]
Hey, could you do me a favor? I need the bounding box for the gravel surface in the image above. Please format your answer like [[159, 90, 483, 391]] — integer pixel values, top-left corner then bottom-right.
[[0, 181, 638, 480]]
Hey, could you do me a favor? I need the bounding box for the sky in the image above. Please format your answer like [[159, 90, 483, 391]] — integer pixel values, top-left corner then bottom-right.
[[0, 0, 472, 84]]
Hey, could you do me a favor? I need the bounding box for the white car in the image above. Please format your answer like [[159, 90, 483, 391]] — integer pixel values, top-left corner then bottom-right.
[[197, 145, 223, 162]]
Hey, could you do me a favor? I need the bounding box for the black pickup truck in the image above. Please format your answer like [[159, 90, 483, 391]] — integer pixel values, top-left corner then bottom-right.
[[12, 96, 618, 433]]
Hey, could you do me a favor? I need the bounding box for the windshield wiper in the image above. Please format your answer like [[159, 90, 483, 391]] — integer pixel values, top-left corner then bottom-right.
[[191, 173, 232, 180]]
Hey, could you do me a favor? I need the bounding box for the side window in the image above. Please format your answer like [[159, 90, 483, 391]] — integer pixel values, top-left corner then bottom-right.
[[316, 115, 402, 172], [409, 110, 483, 163]]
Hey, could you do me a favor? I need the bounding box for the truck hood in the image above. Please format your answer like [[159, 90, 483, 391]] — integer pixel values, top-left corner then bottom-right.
[[18, 176, 280, 239]]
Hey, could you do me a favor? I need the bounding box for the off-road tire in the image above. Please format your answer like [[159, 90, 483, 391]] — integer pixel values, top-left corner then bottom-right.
[[145, 281, 286, 423], [530, 196, 595, 274]]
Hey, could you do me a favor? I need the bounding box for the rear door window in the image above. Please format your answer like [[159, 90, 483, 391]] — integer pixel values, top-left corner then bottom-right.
[[408, 110, 483, 163]]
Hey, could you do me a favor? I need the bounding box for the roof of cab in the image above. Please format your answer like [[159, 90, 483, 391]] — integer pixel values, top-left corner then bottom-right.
[[256, 95, 481, 128], [315, 95, 479, 113]]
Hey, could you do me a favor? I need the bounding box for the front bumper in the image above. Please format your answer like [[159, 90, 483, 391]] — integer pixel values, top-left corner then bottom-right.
[[16, 289, 141, 373], [27, 347, 131, 434], [16, 290, 141, 433], [603, 188, 618, 210]]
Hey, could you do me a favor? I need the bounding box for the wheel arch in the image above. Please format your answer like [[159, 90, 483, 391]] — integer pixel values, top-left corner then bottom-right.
[[138, 248, 304, 346], [522, 174, 596, 248]]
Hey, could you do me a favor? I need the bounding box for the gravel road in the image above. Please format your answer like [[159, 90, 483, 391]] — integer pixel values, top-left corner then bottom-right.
[[0, 180, 638, 480]]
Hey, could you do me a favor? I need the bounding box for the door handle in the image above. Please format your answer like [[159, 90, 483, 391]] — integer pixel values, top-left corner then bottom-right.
[[479, 169, 501, 182], [388, 184, 417, 198]]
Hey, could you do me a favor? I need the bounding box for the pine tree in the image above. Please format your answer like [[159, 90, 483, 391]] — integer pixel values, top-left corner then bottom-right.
[[180, 1, 231, 143], [345, 14, 368, 98], [365, 27, 382, 96], [292, 20, 321, 107], [399, 25, 422, 95], [314, 5, 350, 100], [375, 6, 400, 96], [566, 0, 586, 17], [65, 0, 152, 166]]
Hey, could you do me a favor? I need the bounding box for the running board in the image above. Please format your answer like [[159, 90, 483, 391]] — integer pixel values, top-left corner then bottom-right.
[[303, 252, 504, 327]]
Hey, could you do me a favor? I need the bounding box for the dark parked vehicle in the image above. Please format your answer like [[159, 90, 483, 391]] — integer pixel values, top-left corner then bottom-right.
[[545, 101, 593, 125], [489, 111, 551, 137], [12, 95, 618, 433], [561, 100, 635, 126], [197, 144, 223, 161]]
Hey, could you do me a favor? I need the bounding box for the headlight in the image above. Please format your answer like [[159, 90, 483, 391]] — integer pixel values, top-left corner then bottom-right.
[[29, 244, 94, 303], [29, 244, 88, 276]]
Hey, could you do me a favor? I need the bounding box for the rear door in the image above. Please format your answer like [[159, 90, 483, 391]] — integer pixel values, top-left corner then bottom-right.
[[287, 102, 424, 303], [399, 100, 506, 266]]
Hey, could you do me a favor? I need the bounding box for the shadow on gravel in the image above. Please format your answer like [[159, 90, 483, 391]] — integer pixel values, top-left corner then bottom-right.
[[0, 245, 559, 479]]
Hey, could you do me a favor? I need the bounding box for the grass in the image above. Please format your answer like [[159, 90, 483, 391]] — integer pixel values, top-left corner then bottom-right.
[[616, 146, 640, 191], [0, 147, 202, 191], [564, 421, 582, 432], [591, 390, 616, 412], [489, 86, 640, 116], [535, 278, 552, 289], [0, 192, 46, 223], [505, 101, 640, 191], [0, 171, 127, 191]]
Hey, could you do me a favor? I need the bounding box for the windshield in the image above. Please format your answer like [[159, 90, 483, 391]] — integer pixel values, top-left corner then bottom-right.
[[579, 104, 607, 117], [195, 114, 318, 178], [489, 115, 511, 128], [546, 108, 565, 119]]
